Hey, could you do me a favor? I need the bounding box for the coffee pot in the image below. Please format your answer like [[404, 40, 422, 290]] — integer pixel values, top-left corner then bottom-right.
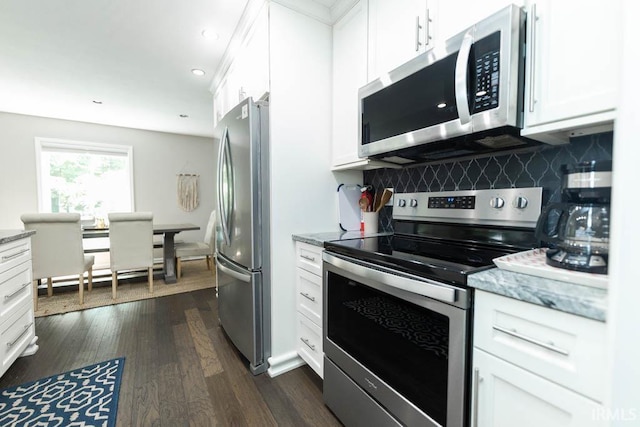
[[535, 160, 611, 274]]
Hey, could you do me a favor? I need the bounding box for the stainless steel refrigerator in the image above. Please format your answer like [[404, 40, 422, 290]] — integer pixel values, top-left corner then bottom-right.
[[215, 96, 270, 375]]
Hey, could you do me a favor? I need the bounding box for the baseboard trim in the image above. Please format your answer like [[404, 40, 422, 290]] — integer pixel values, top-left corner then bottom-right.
[[267, 351, 306, 378]]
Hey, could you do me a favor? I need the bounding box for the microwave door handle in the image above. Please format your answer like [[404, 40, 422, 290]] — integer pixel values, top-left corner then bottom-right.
[[455, 31, 474, 126]]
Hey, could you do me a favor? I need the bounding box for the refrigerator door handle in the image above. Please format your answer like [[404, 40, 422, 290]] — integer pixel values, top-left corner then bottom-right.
[[224, 127, 234, 245], [217, 255, 251, 283], [217, 126, 231, 247]]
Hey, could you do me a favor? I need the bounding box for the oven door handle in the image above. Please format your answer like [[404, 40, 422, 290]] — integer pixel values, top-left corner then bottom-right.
[[323, 252, 457, 304]]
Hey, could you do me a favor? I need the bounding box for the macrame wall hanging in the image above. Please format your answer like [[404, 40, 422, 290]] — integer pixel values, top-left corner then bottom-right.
[[177, 173, 199, 212]]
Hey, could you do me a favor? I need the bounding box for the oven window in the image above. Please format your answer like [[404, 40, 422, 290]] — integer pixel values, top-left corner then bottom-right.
[[327, 271, 449, 425]]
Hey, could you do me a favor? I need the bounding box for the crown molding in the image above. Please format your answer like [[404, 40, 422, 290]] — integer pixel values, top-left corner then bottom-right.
[[329, 0, 359, 23]]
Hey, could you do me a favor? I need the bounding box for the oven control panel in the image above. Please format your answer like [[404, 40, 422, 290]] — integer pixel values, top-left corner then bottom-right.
[[428, 195, 476, 209], [393, 187, 543, 228]]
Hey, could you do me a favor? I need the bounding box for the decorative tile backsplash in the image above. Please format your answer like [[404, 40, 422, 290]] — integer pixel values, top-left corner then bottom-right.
[[364, 132, 613, 231]]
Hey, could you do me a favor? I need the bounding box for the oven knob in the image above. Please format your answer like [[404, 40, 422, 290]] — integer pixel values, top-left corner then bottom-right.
[[513, 196, 528, 209], [410, 199, 418, 208], [489, 197, 505, 209], [398, 199, 406, 207]]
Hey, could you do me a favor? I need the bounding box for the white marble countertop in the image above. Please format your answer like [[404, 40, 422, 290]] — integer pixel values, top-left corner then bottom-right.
[[469, 268, 607, 322], [292, 231, 393, 247], [0, 229, 35, 245]]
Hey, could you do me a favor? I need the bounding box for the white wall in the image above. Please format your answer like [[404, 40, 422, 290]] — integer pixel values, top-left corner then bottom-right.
[[0, 112, 216, 243], [267, 2, 361, 373], [607, 1, 640, 424]]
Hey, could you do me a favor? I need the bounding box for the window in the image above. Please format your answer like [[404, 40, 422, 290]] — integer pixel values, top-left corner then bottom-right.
[[35, 138, 134, 221]]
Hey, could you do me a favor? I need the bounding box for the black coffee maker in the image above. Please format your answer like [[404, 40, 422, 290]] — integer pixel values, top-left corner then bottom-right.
[[535, 160, 612, 274]]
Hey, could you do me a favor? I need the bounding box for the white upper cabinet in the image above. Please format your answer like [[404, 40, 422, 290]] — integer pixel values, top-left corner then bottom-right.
[[433, 0, 524, 42], [232, 10, 269, 103], [367, 0, 434, 82], [331, 1, 368, 168], [331, 0, 399, 170], [522, 0, 620, 143], [213, 3, 269, 127]]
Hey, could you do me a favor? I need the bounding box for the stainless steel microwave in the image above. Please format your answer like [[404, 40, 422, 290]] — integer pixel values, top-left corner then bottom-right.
[[359, 5, 534, 164]]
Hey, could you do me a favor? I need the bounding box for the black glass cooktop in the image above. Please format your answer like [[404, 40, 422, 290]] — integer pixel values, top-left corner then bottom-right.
[[324, 221, 538, 287]]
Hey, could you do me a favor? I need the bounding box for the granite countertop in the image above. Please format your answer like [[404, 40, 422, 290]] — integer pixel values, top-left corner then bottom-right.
[[469, 268, 607, 322], [0, 230, 35, 245], [292, 231, 393, 247]]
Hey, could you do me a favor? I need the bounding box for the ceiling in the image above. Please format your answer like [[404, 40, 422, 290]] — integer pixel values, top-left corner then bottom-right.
[[0, 0, 249, 138]]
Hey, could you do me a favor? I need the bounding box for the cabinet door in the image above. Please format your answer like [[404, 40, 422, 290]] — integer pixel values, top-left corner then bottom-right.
[[367, 0, 433, 82], [233, 6, 269, 104], [472, 349, 605, 427], [434, 0, 524, 42], [331, 1, 368, 167], [213, 4, 269, 127], [523, 0, 620, 130]]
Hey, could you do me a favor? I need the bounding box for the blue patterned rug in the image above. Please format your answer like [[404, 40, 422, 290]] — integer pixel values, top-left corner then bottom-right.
[[0, 358, 124, 427]]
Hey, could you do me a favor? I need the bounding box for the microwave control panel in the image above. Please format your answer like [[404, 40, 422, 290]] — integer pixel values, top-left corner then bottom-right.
[[472, 31, 501, 114]]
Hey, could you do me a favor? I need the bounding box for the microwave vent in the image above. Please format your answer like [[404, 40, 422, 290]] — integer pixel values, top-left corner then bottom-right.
[[476, 134, 527, 149]]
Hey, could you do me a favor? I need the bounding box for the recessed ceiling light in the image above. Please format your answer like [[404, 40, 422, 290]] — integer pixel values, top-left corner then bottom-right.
[[191, 69, 206, 77], [179, 114, 189, 118], [92, 100, 103, 104], [201, 29, 219, 40]]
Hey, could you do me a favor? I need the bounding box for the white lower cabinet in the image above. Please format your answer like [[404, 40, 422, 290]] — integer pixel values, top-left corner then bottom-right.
[[472, 348, 605, 427], [295, 242, 324, 377], [296, 312, 323, 376], [472, 290, 605, 426], [0, 235, 38, 378]]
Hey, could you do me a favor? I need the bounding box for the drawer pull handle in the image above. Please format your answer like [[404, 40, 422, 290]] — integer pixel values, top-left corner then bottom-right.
[[1, 248, 29, 262], [300, 337, 316, 351], [5, 282, 30, 300], [299, 292, 316, 302], [473, 368, 483, 427], [493, 325, 570, 356], [300, 254, 316, 262], [7, 322, 32, 348]]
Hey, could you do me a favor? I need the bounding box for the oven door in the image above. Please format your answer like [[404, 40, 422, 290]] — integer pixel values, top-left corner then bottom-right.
[[323, 251, 470, 427]]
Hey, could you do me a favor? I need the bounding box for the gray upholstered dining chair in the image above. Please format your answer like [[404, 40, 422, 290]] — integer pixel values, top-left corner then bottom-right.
[[108, 212, 154, 299], [20, 213, 95, 310], [174, 210, 216, 279]]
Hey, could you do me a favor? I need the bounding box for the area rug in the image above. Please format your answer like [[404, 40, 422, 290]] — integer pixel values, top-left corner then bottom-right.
[[36, 260, 216, 317], [0, 358, 125, 427]]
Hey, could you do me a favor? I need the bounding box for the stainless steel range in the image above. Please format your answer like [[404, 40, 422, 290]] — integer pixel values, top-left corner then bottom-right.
[[323, 187, 543, 427]]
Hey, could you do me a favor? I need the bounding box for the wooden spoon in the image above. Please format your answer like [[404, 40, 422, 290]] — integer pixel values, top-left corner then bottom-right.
[[373, 191, 383, 212], [359, 197, 370, 212], [375, 189, 393, 212]]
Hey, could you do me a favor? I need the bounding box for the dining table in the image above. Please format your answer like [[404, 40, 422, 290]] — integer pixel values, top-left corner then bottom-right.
[[83, 223, 200, 284]]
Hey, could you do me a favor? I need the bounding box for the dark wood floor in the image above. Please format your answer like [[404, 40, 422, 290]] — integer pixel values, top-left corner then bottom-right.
[[0, 289, 343, 427]]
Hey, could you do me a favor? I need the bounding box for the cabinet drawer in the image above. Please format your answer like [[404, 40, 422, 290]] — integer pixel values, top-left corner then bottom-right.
[[0, 239, 31, 273], [1, 301, 35, 377], [296, 268, 322, 325], [295, 242, 323, 276], [296, 312, 323, 378], [474, 290, 606, 402], [0, 261, 32, 323]]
